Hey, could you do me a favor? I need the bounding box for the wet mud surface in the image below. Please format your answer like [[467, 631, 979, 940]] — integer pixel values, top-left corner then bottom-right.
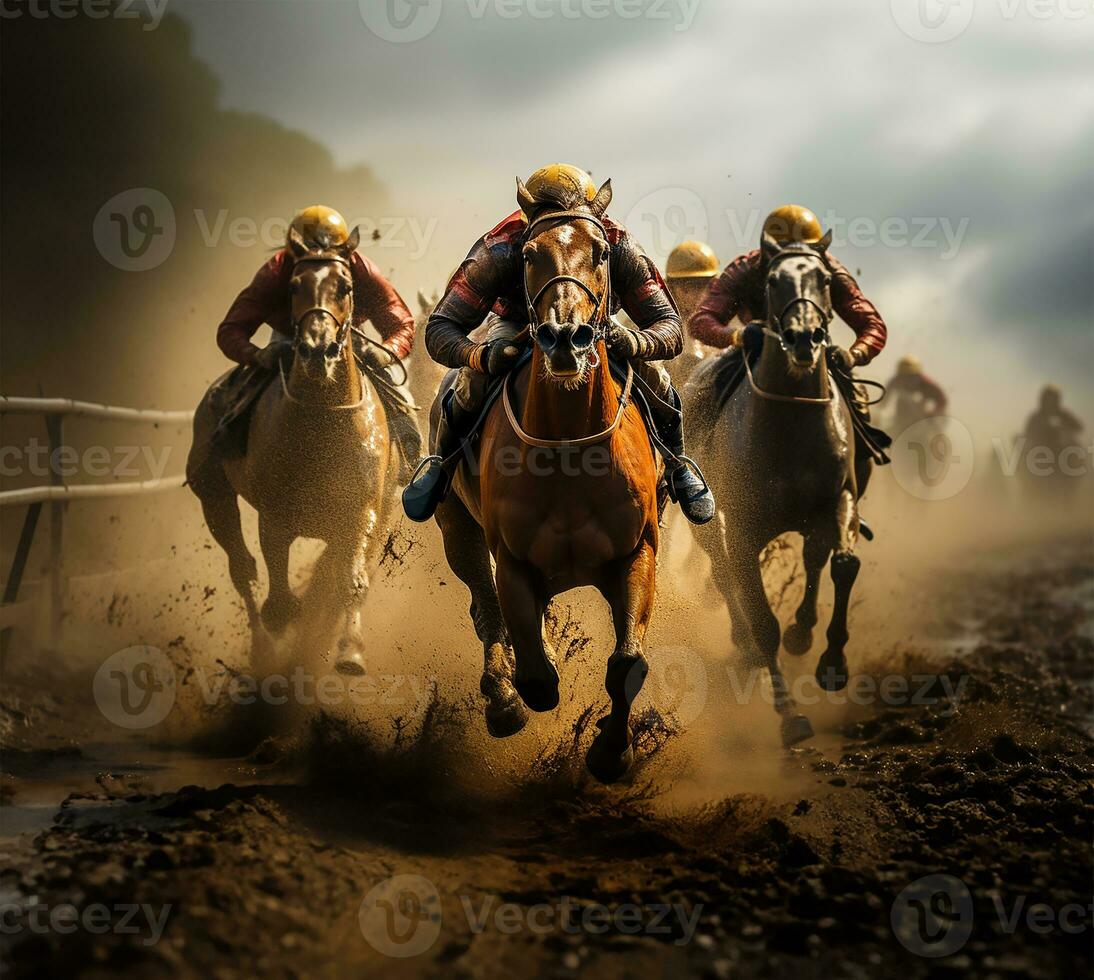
[[0, 538, 1091, 979]]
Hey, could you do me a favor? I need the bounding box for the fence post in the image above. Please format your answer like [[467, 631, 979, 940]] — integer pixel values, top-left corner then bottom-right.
[[44, 412, 65, 652]]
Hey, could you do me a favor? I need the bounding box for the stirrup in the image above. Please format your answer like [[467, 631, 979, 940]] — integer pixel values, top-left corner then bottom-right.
[[666, 455, 711, 504]]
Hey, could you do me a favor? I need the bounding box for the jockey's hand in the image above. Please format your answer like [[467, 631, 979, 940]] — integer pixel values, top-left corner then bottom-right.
[[483, 340, 522, 377], [253, 341, 292, 372], [828, 346, 857, 374], [361, 344, 394, 373], [608, 325, 646, 360]]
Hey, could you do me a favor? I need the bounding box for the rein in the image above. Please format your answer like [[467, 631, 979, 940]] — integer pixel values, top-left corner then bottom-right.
[[502, 208, 631, 448], [502, 361, 634, 448]]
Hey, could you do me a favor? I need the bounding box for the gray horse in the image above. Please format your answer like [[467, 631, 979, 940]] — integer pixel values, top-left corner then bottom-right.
[[684, 231, 862, 746]]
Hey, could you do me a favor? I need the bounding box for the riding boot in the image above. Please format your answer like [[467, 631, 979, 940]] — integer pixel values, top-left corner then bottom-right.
[[402, 390, 473, 523], [652, 387, 716, 526]]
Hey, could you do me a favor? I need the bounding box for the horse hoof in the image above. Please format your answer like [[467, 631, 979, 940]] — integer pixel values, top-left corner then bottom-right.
[[261, 595, 301, 634], [816, 658, 849, 691], [585, 730, 634, 784], [781, 713, 815, 747], [335, 652, 367, 677], [782, 623, 814, 656], [514, 676, 560, 713], [485, 696, 529, 738]]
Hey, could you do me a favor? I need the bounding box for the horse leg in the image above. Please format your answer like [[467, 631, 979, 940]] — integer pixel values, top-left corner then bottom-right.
[[783, 533, 832, 656], [691, 512, 737, 612], [195, 475, 261, 630], [494, 545, 559, 713], [258, 516, 301, 634], [329, 531, 372, 677], [727, 543, 814, 747], [586, 540, 656, 784], [436, 498, 527, 736], [816, 488, 860, 692]]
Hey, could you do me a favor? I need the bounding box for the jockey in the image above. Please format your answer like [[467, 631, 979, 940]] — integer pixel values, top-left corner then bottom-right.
[[215, 205, 421, 479], [403, 164, 715, 525], [664, 239, 721, 386], [687, 205, 890, 490], [883, 355, 948, 424]]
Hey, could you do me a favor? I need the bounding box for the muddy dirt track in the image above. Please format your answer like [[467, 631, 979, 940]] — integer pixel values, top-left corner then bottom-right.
[[0, 500, 1091, 978]]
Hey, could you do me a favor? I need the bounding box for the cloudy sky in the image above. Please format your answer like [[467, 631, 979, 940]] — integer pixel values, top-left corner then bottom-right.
[[173, 0, 1093, 432]]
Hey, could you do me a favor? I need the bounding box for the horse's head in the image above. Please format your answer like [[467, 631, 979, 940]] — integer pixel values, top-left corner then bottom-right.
[[517, 176, 614, 385], [761, 229, 834, 372], [286, 225, 360, 379]]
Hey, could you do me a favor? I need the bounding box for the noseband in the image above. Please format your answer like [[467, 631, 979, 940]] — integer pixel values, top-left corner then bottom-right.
[[291, 253, 354, 355], [522, 209, 612, 358]]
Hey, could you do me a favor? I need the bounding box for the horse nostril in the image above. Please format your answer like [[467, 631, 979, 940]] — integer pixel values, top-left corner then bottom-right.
[[538, 324, 559, 349], [811, 327, 827, 345], [572, 324, 595, 350], [325, 342, 341, 359]]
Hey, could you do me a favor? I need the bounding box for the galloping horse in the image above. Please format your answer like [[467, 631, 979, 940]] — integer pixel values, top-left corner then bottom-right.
[[187, 227, 396, 675], [432, 182, 663, 783], [685, 231, 861, 746]]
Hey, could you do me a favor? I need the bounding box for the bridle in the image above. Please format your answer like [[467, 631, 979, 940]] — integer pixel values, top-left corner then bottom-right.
[[290, 253, 354, 356], [502, 208, 634, 448], [522, 208, 612, 364], [745, 247, 836, 406], [279, 252, 365, 411]]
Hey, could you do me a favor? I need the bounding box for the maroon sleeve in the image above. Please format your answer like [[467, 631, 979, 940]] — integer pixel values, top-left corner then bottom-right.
[[689, 251, 759, 349], [827, 256, 887, 362], [610, 228, 681, 361], [216, 251, 291, 365], [918, 374, 948, 412], [352, 254, 415, 359]]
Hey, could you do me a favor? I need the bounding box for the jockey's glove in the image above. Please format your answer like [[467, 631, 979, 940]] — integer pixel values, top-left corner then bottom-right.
[[828, 346, 858, 374], [483, 339, 522, 376], [253, 341, 293, 372], [607, 325, 652, 361], [361, 344, 394, 372]]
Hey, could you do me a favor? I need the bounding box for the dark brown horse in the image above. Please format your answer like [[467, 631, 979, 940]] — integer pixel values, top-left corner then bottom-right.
[[685, 231, 861, 746], [432, 181, 663, 783], [188, 228, 396, 675]]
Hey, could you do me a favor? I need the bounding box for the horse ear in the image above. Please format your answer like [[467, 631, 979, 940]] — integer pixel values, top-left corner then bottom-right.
[[813, 229, 833, 253], [287, 226, 309, 260], [341, 225, 361, 254], [589, 179, 613, 217], [761, 231, 781, 264], [516, 177, 537, 216]]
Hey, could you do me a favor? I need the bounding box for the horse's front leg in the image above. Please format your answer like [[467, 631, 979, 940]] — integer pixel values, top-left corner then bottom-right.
[[586, 538, 657, 784], [259, 516, 301, 634], [725, 540, 814, 747], [495, 545, 559, 713], [331, 532, 372, 677], [816, 487, 860, 691], [783, 532, 832, 656]]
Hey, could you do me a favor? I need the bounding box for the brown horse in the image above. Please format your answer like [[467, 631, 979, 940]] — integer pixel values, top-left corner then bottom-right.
[[432, 182, 663, 783], [684, 232, 861, 746], [187, 227, 396, 675]]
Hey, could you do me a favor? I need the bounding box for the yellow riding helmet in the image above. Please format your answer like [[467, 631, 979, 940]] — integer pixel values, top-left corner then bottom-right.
[[289, 205, 350, 249], [666, 240, 720, 279], [763, 204, 823, 245], [897, 355, 922, 376], [525, 164, 598, 208]]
